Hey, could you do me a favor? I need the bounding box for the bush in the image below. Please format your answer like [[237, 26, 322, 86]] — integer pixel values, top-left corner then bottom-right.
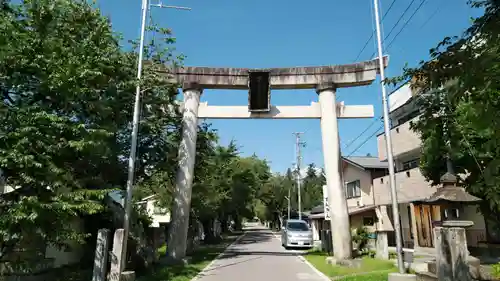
[[352, 227, 371, 252], [493, 262, 500, 278]]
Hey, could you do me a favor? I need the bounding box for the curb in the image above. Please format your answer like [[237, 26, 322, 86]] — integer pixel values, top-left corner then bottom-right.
[[297, 254, 332, 281], [189, 231, 247, 281]]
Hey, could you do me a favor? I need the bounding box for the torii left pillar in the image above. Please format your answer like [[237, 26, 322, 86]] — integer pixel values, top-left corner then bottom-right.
[[167, 82, 202, 260]]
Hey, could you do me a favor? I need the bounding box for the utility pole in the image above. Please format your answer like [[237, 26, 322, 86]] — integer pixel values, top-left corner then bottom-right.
[[285, 195, 291, 222], [293, 132, 305, 220], [373, 0, 404, 273], [122, 0, 190, 272]]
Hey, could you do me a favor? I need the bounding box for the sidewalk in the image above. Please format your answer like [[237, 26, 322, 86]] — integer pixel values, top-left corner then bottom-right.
[[191, 224, 329, 281]]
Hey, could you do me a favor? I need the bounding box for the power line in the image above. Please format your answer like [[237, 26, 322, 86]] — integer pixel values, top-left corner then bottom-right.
[[419, 0, 445, 29], [346, 124, 384, 157], [343, 117, 382, 150], [386, 0, 430, 51], [353, 0, 398, 62], [368, 0, 419, 58]]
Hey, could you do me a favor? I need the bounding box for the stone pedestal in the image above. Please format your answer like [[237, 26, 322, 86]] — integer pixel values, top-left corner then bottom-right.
[[434, 223, 472, 281], [376, 231, 389, 260], [109, 229, 125, 281], [92, 229, 110, 281], [388, 273, 416, 281], [121, 271, 136, 281]]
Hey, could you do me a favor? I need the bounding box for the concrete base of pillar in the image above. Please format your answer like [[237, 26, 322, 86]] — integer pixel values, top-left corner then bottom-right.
[[121, 271, 136, 281], [388, 273, 417, 281], [376, 232, 389, 260]]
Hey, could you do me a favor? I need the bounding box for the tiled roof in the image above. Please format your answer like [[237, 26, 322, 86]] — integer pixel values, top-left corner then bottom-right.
[[343, 156, 388, 169]]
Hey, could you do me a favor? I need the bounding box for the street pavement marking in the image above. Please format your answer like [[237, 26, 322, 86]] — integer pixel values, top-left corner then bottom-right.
[[297, 255, 332, 281]]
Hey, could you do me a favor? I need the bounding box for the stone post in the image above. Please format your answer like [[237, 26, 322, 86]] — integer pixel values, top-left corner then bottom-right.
[[376, 232, 389, 260], [375, 206, 393, 260], [434, 222, 472, 281], [409, 203, 419, 249], [167, 82, 203, 260], [109, 229, 125, 281], [316, 83, 352, 260], [92, 229, 110, 281]]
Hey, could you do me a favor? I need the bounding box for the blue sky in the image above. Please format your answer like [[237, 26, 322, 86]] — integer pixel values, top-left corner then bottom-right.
[[97, 0, 481, 173]]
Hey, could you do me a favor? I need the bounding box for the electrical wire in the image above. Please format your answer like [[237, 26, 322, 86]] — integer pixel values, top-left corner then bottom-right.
[[346, 124, 384, 157], [386, 0, 430, 51], [353, 0, 398, 62]]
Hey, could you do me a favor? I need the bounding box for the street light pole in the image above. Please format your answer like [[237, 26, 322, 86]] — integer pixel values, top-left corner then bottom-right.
[[121, 0, 149, 271], [372, 0, 404, 273], [121, 0, 191, 272], [285, 195, 291, 221]]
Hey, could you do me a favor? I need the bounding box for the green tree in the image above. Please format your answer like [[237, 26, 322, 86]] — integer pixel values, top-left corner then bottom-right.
[[0, 0, 181, 262], [302, 163, 325, 210], [389, 0, 500, 233]]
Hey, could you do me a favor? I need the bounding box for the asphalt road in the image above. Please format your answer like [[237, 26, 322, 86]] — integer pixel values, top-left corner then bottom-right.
[[192, 223, 328, 281]]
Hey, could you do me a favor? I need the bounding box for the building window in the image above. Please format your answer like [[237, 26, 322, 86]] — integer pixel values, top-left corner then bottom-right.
[[401, 158, 419, 171], [397, 110, 420, 126], [345, 180, 361, 199], [363, 217, 375, 226]]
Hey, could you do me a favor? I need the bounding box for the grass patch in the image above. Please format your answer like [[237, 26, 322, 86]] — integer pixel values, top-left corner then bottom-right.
[[138, 233, 241, 281], [304, 251, 397, 280]]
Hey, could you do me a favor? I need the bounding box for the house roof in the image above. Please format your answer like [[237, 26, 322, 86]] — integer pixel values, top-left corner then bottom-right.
[[343, 156, 388, 170], [308, 205, 376, 219]]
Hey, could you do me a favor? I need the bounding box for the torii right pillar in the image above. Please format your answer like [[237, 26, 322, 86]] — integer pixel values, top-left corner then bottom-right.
[[317, 82, 352, 260]]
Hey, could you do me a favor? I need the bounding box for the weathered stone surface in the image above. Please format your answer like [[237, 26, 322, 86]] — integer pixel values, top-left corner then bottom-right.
[[416, 271, 438, 281], [434, 227, 471, 281], [388, 273, 417, 281], [109, 229, 124, 281], [376, 231, 389, 260], [325, 257, 362, 268], [92, 228, 110, 281], [161, 57, 389, 90], [121, 271, 136, 281]]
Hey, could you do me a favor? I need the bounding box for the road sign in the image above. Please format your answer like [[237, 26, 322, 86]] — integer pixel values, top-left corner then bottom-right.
[[322, 185, 331, 221]]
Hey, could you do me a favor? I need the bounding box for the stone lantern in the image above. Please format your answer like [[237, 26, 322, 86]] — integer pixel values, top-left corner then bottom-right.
[[418, 161, 482, 281], [422, 170, 481, 228]]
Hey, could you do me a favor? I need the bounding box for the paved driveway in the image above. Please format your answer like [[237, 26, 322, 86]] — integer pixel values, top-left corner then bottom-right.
[[192, 223, 328, 281]]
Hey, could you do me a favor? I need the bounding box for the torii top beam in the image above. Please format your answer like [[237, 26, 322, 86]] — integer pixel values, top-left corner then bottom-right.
[[161, 56, 389, 90]]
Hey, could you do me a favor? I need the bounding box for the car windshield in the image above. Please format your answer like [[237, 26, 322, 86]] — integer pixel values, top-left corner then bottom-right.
[[287, 222, 309, 231]]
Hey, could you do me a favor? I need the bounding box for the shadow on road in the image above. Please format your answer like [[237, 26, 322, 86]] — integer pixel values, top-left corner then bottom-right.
[[220, 250, 303, 259], [202, 256, 263, 273], [236, 231, 274, 244]]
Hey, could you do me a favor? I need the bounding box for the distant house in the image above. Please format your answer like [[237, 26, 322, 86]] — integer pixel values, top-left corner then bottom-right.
[[107, 191, 171, 228], [136, 195, 171, 228], [374, 82, 490, 249], [308, 156, 389, 244]]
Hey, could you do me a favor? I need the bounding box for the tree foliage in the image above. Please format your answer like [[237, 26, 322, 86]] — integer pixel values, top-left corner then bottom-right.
[[0, 0, 181, 261], [388, 1, 500, 219], [0, 0, 327, 266]]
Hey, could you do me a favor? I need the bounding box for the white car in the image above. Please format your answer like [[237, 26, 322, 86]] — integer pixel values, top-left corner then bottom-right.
[[281, 219, 313, 249]]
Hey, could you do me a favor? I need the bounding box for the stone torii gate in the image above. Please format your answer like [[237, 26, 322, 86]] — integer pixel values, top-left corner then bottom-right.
[[164, 57, 389, 261]]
